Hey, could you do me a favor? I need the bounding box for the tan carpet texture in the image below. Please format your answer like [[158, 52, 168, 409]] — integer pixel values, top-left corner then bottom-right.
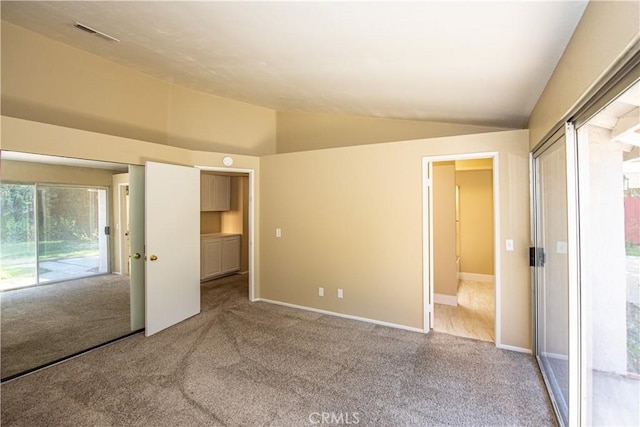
[[1, 274, 131, 379], [1, 275, 555, 426]]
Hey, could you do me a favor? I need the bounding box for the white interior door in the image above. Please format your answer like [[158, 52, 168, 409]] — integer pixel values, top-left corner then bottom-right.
[[145, 161, 200, 336]]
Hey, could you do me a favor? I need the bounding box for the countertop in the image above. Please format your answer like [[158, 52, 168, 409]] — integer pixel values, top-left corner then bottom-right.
[[201, 232, 241, 238]]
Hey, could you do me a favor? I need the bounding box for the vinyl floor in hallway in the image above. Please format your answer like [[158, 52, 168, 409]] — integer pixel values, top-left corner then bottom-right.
[[434, 280, 495, 342]]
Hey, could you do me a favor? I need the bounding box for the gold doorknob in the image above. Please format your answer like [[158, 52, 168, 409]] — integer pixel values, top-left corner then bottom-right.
[[133, 253, 141, 259], [150, 254, 158, 261]]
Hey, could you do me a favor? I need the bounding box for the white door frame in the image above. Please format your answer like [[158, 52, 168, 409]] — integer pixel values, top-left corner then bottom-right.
[[117, 182, 130, 275], [422, 152, 501, 347], [196, 166, 256, 302]]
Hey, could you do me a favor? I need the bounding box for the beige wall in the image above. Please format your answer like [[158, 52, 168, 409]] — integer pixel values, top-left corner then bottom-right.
[[1, 160, 118, 187], [1, 22, 277, 156], [260, 129, 531, 349], [1, 116, 262, 296], [455, 158, 493, 171], [456, 169, 494, 275], [1, 116, 260, 170], [276, 111, 509, 153], [433, 162, 458, 297], [201, 212, 223, 235], [528, 0, 640, 148]]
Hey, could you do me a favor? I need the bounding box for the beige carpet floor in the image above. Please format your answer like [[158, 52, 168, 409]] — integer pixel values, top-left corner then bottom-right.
[[1, 274, 132, 379], [1, 274, 556, 426]]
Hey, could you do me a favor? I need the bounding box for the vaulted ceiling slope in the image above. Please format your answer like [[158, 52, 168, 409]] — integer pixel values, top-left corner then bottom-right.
[[1, 1, 588, 129]]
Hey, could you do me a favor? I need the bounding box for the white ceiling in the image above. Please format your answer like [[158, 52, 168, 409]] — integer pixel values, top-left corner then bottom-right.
[[1, 1, 588, 128]]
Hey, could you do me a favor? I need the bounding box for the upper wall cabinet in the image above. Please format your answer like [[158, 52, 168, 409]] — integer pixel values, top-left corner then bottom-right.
[[201, 174, 230, 211]]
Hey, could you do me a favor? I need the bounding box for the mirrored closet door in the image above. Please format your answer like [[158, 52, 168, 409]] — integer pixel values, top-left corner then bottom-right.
[[0, 151, 144, 380]]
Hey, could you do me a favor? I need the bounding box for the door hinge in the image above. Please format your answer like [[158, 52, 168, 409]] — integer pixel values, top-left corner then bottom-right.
[[425, 178, 432, 187]]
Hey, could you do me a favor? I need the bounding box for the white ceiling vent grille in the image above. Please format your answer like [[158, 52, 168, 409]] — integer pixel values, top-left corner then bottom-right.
[[74, 22, 119, 42]]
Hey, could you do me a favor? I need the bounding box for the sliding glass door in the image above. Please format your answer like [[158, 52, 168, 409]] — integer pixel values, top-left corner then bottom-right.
[[0, 183, 109, 290], [532, 57, 640, 426], [532, 132, 571, 426], [0, 184, 37, 288]]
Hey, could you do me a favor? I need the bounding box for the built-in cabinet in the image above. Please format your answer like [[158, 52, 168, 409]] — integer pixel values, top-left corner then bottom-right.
[[200, 174, 230, 211], [200, 233, 240, 280], [200, 173, 248, 280]]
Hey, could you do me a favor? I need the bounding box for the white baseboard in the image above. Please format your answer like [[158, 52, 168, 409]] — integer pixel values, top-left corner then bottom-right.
[[497, 343, 532, 354], [458, 272, 495, 283], [434, 293, 458, 306], [254, 298, 424, 333]]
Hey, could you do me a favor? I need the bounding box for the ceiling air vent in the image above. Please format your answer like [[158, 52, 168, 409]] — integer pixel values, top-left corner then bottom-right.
[[74, 22, 120, 42]]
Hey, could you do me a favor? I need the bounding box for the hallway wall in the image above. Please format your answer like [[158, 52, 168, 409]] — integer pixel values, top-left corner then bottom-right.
[[456, 169, 494, 276]]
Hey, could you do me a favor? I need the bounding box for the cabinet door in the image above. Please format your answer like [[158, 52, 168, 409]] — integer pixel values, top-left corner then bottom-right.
[[201, 238, 222, 279], [212, 175, 230, 211], [200, 175, 213, 211], [221, 236, 241, 273]]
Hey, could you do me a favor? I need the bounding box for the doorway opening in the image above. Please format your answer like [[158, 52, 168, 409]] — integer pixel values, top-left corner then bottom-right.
[[112, 174, 130, 277], [196, 166, 256, 302], [422, 153, 501, 346]]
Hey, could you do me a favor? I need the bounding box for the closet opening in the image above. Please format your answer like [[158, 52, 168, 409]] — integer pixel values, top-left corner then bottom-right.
[[197, 167, 256, 302]]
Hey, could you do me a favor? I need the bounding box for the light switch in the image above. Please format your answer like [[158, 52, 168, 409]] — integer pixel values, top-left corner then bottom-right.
[[506, 239, 514, 251], [337, 289, 344, 299], [275, 228, 282, 238], [319, 287, 324, 297], [557, 241, 567, 254]]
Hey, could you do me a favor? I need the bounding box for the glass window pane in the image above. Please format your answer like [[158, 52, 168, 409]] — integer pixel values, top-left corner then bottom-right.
[[579, 81, 640, 426], [0, 184, 36, 290], [37, 186, 108, 282], [535, 139, 570, 425]]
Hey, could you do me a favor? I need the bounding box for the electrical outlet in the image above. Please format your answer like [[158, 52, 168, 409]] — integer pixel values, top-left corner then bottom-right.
[[275, 228, 282, 238], [319, 287, 324, 297], [337, 289, 343, 299]]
